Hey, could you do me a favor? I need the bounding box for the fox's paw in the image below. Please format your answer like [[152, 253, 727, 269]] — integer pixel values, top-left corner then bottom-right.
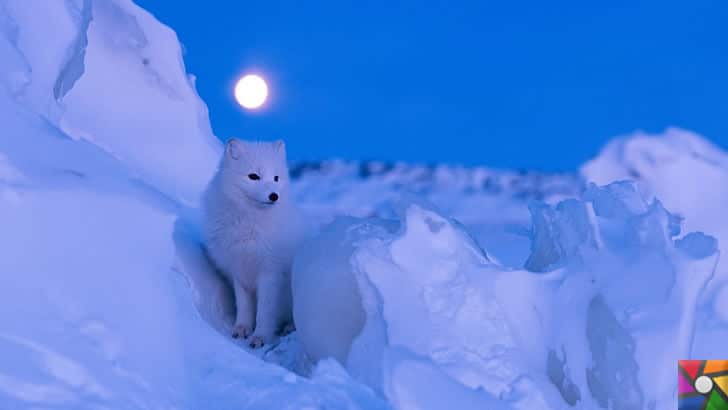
[[248, 330, 277, 348], [248, 335, 265, 348], [231, 324, 253, 339]]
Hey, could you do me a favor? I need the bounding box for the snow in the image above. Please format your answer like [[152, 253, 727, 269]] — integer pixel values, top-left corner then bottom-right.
[[290, 160, 580, 269], [2, 0, 220, 204], [292, 182, 719, 409], [582, 128, 728, 360], [1, 1, 726, 409]]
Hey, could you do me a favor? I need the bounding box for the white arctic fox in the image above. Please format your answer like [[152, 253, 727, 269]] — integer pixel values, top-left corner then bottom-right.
[[202, 139, 306, 347]]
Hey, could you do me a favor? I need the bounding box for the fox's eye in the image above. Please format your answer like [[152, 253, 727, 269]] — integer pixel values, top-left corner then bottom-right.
[[248, 173, 260, 181], [274, 176, 279, 182]]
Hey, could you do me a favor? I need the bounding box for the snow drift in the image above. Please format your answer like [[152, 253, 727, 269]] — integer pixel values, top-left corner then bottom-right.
[[293, 181, 719, 409], [582, 128, 728, 359], [1, 0, 220, 204]]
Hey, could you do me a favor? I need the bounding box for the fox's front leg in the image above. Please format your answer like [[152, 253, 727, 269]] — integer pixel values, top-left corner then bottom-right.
[[232, 281, 256, 339], [249, 270, 285, 348]]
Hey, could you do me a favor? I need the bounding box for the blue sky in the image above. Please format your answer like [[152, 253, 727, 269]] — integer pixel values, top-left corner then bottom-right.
[[137, 0, 727, 171]]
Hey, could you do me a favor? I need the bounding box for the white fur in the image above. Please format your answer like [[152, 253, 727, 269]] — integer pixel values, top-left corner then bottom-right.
[[202, 139, 306, 347]]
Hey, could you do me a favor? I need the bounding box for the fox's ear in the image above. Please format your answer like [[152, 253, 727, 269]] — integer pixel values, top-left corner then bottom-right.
[[273, 140, 286, 153], [226, 138, 242, 160]]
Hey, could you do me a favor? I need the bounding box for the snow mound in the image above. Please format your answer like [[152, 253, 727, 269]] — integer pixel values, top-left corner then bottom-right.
[[293, 180, 719, 409], [1, 0, 220, 204], [582, 128, 728, 358], [527, 181, 718, 409]]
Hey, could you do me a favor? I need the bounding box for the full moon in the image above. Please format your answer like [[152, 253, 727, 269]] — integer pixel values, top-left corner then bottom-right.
[[234, 74, 268, 109]]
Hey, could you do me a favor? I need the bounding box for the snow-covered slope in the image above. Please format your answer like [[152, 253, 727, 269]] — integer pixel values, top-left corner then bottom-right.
[[1, 1, 726, 409], [1, 0, 220, 204]]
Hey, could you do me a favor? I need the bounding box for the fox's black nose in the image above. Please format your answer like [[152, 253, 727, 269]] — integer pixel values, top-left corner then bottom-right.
[[269, 192, 279, 202]]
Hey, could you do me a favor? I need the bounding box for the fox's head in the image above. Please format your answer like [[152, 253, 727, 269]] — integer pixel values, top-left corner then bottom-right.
[[219, 138, 290, 208]]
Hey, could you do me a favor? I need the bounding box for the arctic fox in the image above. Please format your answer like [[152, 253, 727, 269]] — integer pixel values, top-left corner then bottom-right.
[[202, 139, 306, 348]]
